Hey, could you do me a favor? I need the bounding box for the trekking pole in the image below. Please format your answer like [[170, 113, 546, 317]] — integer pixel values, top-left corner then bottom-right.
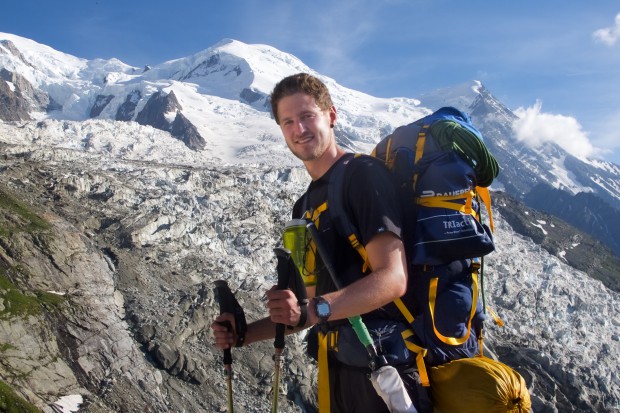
[[214, 280, 247, 413], [306, 222, 417, 412], [271, 247, 292, 413]]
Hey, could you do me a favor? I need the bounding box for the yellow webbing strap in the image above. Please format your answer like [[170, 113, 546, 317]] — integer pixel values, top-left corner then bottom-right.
[[428, 271, 479, 346], [401, 329, 430, 387], [416, 190, 475, 215], [385, 137, 393, 165], [305, 202, 328, 230], [383, 137, 394, 169], [415, 125, 429, 163], [347, 233, 370, 273], [318, 331, 331, 412], [303, 203, 329, 287], [394, 297, 415, 324], [475, 186, 494, 232], [412, 125, 429, 189], [486, 306, 504, 327]]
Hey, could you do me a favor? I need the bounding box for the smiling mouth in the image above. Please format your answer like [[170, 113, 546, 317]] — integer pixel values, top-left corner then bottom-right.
[[295, 134, 314, 144]]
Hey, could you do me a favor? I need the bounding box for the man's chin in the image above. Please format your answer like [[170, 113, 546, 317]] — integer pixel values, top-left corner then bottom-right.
[[292, 146, 319, 162]]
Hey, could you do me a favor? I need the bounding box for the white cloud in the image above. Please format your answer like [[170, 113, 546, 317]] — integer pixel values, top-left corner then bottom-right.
[[588, 110, 620, 162], [593, 13, 620, 46], [512, 101, 599, 159]]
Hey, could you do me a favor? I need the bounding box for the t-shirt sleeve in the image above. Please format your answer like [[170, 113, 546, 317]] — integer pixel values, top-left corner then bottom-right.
[[344, 156, 403, 246]]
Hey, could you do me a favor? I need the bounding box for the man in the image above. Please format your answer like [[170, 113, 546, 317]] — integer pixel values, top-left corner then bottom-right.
[[211, 73, 418, 412]]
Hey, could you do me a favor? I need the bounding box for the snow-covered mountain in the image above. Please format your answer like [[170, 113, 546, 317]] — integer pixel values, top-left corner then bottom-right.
[[2, 32, 619, 258], [1, 32, 620, 412], [0, 33, 425, 165]]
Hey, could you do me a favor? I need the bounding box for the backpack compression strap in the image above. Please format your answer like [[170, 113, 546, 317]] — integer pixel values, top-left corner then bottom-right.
[[428, 271, 479, 346], [412, 124, 430, 189], [476, 186, 494, 232]]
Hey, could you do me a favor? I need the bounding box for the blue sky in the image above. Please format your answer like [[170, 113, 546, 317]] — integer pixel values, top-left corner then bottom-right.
[[3, 0, 620, 164]]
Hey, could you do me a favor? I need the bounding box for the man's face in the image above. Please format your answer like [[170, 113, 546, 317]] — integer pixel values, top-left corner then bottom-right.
[[277, 92, 336, 162]]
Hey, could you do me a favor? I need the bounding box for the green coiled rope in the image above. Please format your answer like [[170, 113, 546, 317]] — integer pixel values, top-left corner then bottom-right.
[[430, 120, 500, 187]]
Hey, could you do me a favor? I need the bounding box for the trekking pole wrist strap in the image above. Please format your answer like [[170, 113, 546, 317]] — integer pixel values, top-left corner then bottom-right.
[[233, 309, 248, 347], [235, 331, 246, 347], [288, 298, 309, 330], [297, 298, 309, 328]]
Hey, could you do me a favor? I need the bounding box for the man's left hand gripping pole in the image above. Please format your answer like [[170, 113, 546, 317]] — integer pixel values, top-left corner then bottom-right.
[[214, 280, 247, 413]]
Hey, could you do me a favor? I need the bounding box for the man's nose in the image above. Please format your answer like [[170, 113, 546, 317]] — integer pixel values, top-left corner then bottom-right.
[[293, 120, 306, 135]]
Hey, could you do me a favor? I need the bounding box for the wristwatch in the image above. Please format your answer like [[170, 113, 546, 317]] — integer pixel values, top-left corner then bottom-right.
[[313, 296, 331, 324]]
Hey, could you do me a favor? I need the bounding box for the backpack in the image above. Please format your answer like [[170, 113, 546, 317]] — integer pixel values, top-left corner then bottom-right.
[[328, 107, 528, 405]]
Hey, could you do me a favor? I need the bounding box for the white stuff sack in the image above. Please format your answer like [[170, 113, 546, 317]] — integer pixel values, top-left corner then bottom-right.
[[371, 365, 418, 413]]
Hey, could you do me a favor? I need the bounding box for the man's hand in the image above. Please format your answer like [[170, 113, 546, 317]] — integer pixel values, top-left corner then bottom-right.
[[210, 313, 237, 350], [265, 286, 303, 327]]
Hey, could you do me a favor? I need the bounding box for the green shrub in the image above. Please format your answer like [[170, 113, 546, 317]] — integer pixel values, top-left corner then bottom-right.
[[0, 273, 65, 319], [0, 188, 51, 236]]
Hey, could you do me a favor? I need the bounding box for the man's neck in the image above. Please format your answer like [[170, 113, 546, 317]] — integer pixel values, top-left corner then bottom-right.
[[304, 146, 347, 181]]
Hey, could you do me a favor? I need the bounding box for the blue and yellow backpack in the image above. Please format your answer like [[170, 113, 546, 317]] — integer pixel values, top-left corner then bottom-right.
[[328, 107, 530, 411]]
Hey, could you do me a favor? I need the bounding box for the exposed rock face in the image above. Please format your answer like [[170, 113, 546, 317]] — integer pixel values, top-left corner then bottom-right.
[[170, 112, 206, 151], [240, 87, 268, 108], [0, 68, 59, 121], [0, 40, 31, 64], [136, 90, 183, 131], [90, 94, 115, 118], [0, 200, 167, 412], [0, 69, 31, 121], [134, 90, 206, 151], [524, 183, 620, 257], [115, 90, 141, 121]]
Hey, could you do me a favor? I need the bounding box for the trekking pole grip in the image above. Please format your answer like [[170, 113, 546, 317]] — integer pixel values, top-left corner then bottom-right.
[[213, 280, 238, 413], [214, 280, 236, 359]]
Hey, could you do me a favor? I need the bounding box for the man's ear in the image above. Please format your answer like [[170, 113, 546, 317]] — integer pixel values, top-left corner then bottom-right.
[[329, 106, 337, 128]]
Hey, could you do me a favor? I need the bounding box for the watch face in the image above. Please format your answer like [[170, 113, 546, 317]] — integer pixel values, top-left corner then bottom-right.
[[316, 301, 331, 317]]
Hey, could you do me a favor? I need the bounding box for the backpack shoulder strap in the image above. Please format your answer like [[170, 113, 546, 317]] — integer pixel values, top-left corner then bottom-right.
[[327, 153, 371, 272], [328, 153, 431, 385]]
